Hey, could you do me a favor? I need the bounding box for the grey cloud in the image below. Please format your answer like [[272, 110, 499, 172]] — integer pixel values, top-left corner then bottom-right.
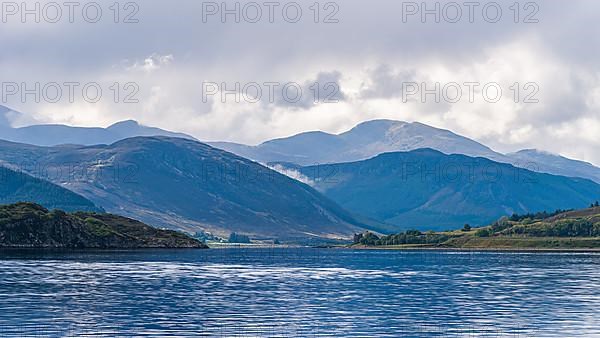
[[271, 71, 346, 110], [2, 0, 600, 165], [359, 65, 417, 99]]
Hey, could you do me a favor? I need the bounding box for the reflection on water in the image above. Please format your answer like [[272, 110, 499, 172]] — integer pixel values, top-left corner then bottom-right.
[[0, 249, 599, 337]]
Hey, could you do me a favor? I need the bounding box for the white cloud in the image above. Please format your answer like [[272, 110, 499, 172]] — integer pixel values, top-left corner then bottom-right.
[[126, 54, 174, 73], [268, 164, 315, 186], [2, 0, 600, 165]]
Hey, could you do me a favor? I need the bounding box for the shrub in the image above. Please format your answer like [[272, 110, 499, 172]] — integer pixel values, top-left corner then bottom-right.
[[475, 228, 492, 237]]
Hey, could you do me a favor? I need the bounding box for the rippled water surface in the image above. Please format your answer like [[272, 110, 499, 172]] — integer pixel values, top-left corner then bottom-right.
[[0, 248, 599, 337]]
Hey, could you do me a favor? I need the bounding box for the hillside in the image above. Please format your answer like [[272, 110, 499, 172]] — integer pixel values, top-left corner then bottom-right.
[[0, 137, 366, 240], [298, 149, 600, 231], [0, 202, 206, 248], [353, 206, 600, 250], [482, 206, 600, 238], [0, 166, 101, 212]]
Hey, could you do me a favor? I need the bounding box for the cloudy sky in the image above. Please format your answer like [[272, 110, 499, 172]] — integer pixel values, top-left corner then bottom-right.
[[2, 0, 600, 164]]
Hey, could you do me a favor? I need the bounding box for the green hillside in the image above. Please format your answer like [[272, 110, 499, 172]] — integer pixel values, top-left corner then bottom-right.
[[0, 202, 206, 249], [353, 206, 600, 250]]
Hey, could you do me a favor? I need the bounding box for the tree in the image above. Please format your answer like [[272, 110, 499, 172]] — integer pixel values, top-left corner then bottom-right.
[[357, 231, 381, 246], [406, 229, 422, 236], [595, 201, 599, 207], [475, 228, 491, 237], [462, 224, 472, 232]]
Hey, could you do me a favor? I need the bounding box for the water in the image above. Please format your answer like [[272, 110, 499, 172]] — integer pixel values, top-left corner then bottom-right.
[[0, 248, 599, 337]]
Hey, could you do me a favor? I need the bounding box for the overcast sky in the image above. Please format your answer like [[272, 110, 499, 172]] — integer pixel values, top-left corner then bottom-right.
[[2, 0, 600, 164]]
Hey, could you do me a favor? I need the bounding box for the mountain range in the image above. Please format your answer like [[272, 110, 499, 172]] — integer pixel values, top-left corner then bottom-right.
[[210, 120, 505, 165], [0, 137, 365, 240], [296, 149, 600, 231], [2, 105, 600, 237], [3, 106, 599, 185], [0, 105, 195, 146], [210, 120, 600, 184]]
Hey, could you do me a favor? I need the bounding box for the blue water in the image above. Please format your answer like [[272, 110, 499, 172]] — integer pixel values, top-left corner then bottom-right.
[[0, 248, 599, 337]]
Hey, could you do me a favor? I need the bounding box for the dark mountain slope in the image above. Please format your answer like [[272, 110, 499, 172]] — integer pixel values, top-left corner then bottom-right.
[[298, 149, 600, 231], [0, 137, 365, 240], [0, 166, 100, 212]]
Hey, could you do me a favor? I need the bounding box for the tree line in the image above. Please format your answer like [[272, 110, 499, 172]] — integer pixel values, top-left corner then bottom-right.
[[353, 230, 449, 246]]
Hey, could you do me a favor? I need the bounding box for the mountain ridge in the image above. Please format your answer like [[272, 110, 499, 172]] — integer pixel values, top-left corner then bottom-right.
[[209, 119, 600, 184], [506, 149, 600, 183], [0, 136, 367, 240], [5, 105, 599, 185], [296, 148, 600, 231], [0, 105, 196, 146], [209, 119, 508, 165]]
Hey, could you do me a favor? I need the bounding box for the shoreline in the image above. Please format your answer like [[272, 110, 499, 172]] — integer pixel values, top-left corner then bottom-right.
[[348, 245, 600, 253], [4, 244, 600, 253]]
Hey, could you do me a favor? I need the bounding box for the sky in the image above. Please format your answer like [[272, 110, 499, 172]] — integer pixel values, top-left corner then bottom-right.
[[1, 0, 600, 165]]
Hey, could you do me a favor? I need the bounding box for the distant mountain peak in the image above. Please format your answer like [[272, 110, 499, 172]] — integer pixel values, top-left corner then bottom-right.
[[511, 148, 586, 162], [108, 120, 140, 129], [350, 119, 448, 131], [515, 148, 555, 155], [211, 119, 505, 166], [352, 119, 408, 128], [0, 105, 197, 146], [344, 119, 408, 135], [507, 148, 600, 182]]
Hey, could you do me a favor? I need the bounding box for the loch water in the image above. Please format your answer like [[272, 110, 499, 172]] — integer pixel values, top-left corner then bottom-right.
[[0, 248, 599, 337]]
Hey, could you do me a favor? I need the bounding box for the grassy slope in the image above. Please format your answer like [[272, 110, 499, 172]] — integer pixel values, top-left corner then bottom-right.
[[441, 236, 600, 249], [355, 206, 600, 250]]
